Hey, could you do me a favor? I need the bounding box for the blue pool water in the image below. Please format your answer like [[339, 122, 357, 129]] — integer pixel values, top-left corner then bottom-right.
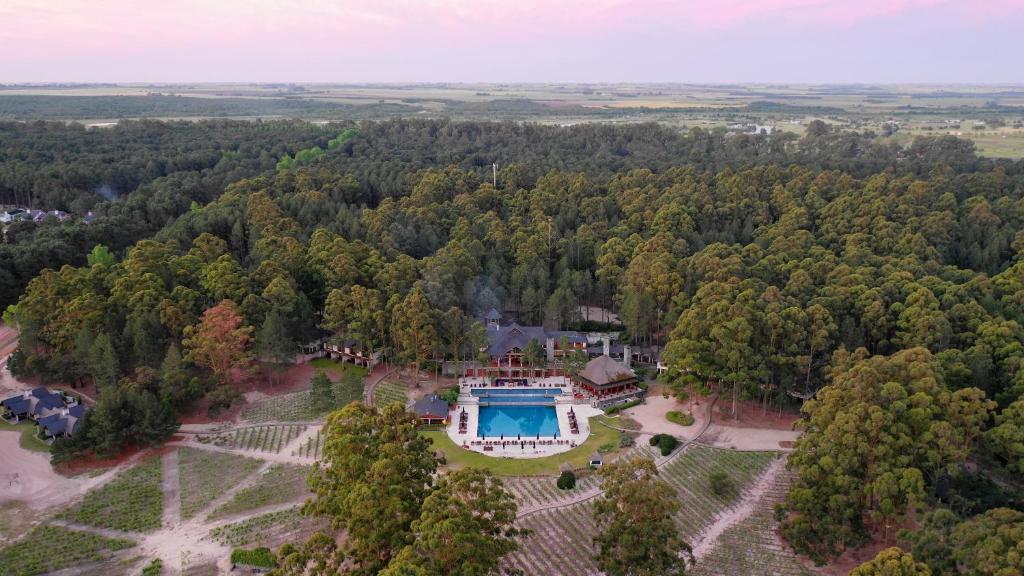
[[478, 405, 560, 438], [471, 388, 562, 405]]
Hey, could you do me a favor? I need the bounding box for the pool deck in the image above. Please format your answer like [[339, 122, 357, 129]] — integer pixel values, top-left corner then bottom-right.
[[446, 389, 602, 458]]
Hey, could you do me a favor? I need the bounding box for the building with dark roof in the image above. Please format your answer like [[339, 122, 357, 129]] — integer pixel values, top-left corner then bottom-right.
[[412, 394, 450, 425], [1, 388, 87, 441], [576, 355, 645, 409], [462, 320, 588, 379]]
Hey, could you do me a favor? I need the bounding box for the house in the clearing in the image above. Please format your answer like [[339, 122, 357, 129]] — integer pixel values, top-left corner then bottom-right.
[[1, 387, 87, 441], [412, 394, 450, 425], [324, 339, 382, 369], [35, 404, 87, 440], [589, 452, 604, 467], [576, 355, 645, 409], [1, 387, 68, 423], [462, 313, 588, 379]]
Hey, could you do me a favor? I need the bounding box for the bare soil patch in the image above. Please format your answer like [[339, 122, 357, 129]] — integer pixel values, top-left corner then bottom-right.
[[711, 398, 801, 430]]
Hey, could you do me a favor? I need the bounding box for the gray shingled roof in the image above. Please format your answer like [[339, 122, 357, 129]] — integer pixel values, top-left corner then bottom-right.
[[483, 323, 586, 358], [412, 394, 450, 419]]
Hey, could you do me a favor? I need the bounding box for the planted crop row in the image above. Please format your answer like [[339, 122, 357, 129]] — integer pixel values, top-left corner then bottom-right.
[[178, 447, 261, 519], [241, 390, 321, 423], [60, 457, 163, 532], [501, 474, 600, 509], [207, 506, 325, 549], [690, 469, 816, 576], [209, 464, 312, 520], [373, 380, 408, 408], [0, 524, 135, 576], [659, 445, 775, 539], [293, 429, 324, 459], [228, 425, 305, 453], [506, 501, 601, 576]]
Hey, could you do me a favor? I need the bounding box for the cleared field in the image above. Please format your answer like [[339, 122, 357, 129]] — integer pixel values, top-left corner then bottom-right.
[[0, 525, 135, 576], [60, 457, 163, 532], [177, 447, 261, 519], [241, 390, 326, 422], [208, 464, 312, 520], [197, 424, 306, 453]]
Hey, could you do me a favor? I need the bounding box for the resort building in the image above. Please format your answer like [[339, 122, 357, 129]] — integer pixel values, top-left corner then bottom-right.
[[412, 394, 450, 425], [461, 311, 588, 379], [576, 355, 646, 409], [324, 339, 382, 368]]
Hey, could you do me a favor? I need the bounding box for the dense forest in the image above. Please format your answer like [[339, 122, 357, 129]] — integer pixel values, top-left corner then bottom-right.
[[4, 119, 1024, 572]]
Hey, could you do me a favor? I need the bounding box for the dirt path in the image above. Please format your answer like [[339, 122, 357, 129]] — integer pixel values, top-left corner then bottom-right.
[[689, 456, 786, 559], [169, 439, 317, 466], [161, 450, 181, 528]]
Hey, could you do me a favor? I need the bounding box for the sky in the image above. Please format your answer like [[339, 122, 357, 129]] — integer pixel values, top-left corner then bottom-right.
[[1, 0, 1022, 83]]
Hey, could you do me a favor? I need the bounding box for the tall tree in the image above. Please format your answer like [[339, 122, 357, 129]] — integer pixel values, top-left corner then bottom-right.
[[391, 287, 437, 375], [592, 458, 690, 576], [848, 548, 932, 576], [257, 307, 295, 385], [304, 402, 439, 573], [381, 468, 521, 576], [182, 300, 255, 385]]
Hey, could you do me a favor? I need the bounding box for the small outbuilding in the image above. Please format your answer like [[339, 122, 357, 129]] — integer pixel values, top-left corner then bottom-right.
[[589, 452, 604, 467], [412, 394, 450, 425]]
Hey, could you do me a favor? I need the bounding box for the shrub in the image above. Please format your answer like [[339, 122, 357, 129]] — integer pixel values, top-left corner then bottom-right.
[[438, 385, 460, 404], [666, 411, 695, 426], [207, 383, 240, 416], [649, 433, 679, 456], [597, 442, 615, 453], [709, 471, 735, 497], [231, 547, 278, 569], [557, 470, 577, 490], [141, 558, 163, 576], [605, 398, 642, 415], [619, 434, 635, 448]]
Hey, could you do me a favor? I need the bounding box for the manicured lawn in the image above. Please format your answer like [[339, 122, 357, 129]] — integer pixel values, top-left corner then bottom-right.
[[0, 419, 51, 453], [422, 417, 621, 476], [308, 358, 368, 378]]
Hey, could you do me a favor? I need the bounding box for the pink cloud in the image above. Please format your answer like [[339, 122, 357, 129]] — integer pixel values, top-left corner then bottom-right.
[[0, 0, 1020, 81]]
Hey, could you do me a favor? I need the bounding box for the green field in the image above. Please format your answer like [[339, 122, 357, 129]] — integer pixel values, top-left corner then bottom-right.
[[178, 447, 261, 519], [0, 525, 135, 576], [209, 464, 311, 520], [422, 417, 621, 476], [60, 457, 163, 532], [373, 380, 409, 407]]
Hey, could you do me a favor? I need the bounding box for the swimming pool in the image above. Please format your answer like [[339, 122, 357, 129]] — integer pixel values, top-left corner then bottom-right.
[[471, 388, 563, 405], [477, 405, 560, 438]]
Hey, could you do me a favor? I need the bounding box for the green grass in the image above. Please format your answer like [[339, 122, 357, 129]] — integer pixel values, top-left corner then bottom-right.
[[422, 417, 621, 476], [0, 525, 135, 576], [0, 419, 51, 453], [308, 358, 368, 377], [373, 380, 408, 407], [178, 447, 261, 519], [208, 464, 311, 520], [60, 457, 163, 532], [666, 410, 695, 426]]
